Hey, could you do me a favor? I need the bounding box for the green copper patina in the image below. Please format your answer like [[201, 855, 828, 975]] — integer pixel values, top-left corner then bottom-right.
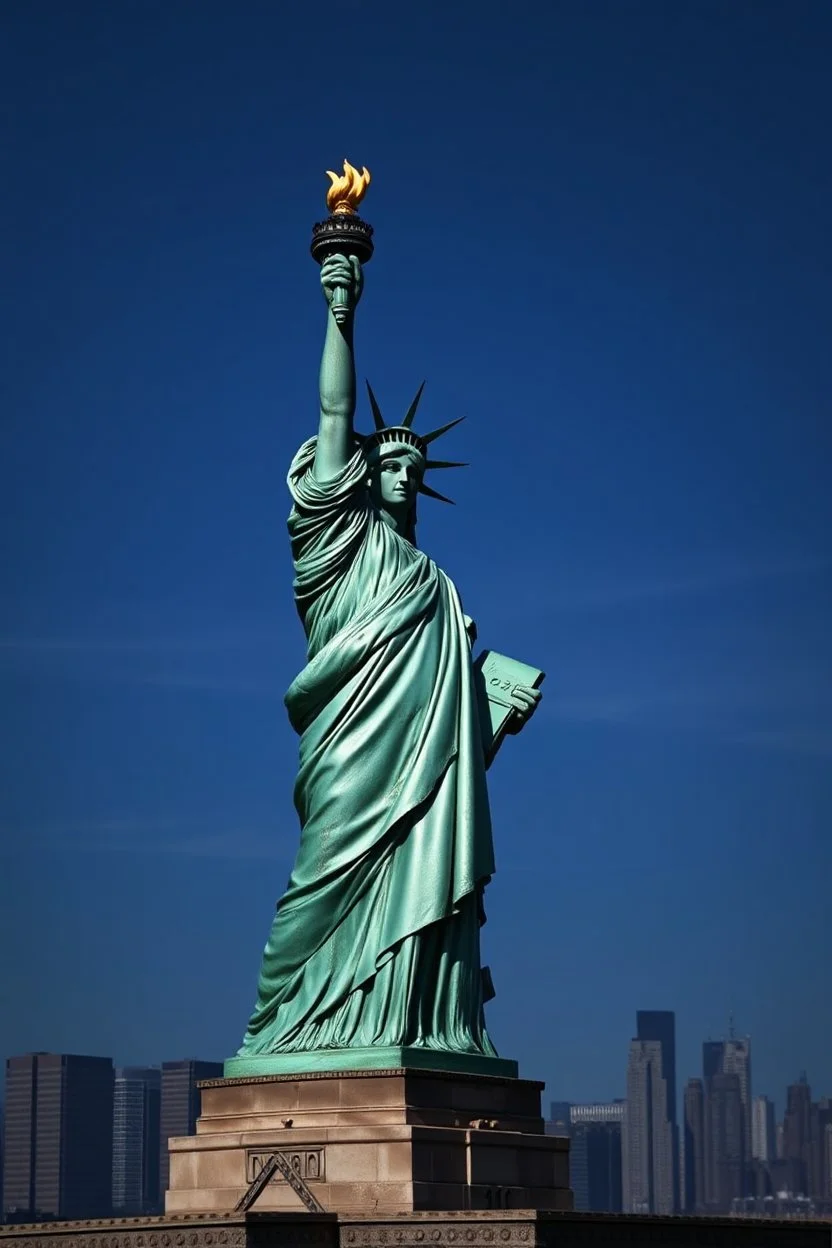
[[224, 247, 541, 1080]]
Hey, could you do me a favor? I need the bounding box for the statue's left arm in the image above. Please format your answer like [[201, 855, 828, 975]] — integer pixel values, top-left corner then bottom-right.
[[503, 684, 542, 735], [468, 617, 542, 766], [479, 684, 542, 769]]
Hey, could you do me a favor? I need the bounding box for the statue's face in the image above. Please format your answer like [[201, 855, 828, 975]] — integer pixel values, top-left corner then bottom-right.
[[368, 445, 424, 515]]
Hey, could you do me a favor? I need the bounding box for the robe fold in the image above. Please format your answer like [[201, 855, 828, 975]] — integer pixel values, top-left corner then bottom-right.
[[238, 438, 497, 1056]]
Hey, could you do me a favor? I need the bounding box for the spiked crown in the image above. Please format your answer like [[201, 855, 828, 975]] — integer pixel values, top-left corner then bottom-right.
[[360, 380, 466, 505]]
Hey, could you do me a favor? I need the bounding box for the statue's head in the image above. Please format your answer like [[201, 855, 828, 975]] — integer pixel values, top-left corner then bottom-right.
[[366, 440, 425, 520], [360, 382, 466, 540]]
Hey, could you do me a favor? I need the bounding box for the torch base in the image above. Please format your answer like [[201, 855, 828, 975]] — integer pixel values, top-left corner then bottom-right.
[[311, 213, 374, 265]]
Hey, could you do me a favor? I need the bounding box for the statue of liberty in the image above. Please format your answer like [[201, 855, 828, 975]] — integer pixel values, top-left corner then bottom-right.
[[229, 216, 542, 1076]]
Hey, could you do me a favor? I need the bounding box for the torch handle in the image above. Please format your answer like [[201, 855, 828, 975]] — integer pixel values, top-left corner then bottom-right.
[[330, 284, 350, 326], [313, 226, 371, 324]]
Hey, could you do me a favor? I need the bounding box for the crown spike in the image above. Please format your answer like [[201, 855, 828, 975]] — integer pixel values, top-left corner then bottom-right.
[[425, 460, 468, 470], [422, 415, 465, 445], [402, 381, 426, 429], [419, 482, 455, 505], [365, 379, 385, 431]]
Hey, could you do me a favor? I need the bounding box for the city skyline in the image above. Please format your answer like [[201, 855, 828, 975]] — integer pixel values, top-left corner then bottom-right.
[[3, 1054, 221, 1223], [4, 1018, 830, 1224], [2, 1008, 823, 1123], [3, 1054, 113, 1221], [548, 1010, 831, 1219], [2, 0, 830, 1109], [0, 1011, 823, 1123]]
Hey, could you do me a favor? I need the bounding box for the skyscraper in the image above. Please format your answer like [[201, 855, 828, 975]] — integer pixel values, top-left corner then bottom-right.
[[702, 1041, 724, 1080], [112, 1067, 161, 1215], [636, 1010, 678, 1210], [2, 1053, 35, 1218], [798, 1095, 832, 1201], [683, 1078, 704, 1212], [783, 1074, 813, 1196], [721, 1034, 752, 1176], [704, 1072, 744, 1212], [701, 1032, 752, 1207], [547, 1102, 572, 1136], [822, 1108, 832, 1200], [637, 1013, 677, 1128], [751, 1094, 776, 1164], [776, 1119, 786, 1161], [158, 1060, 223, 1200], [568, 1103, 624, 1213], [622, 1038, 674, 1215], [3, 1056, 36, 1219], [3, 1054, 114, 1221]]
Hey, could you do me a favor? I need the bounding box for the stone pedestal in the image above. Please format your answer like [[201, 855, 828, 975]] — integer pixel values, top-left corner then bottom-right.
[[165, 1069, 571, 1215]]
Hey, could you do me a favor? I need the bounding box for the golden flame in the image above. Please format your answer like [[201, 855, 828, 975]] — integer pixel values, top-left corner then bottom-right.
[[325, 159, 371, 215]]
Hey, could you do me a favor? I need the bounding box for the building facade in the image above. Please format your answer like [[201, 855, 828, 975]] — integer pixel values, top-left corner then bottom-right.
[[622, 1038, 674, 1215], [635, 1011, 678, 1211], [547, 1103, 572, 1136], [682, 1078, 704, 1213], [700, 1034, 752, 1210], [778, 1078, 832, 1200], [752, 1094, 776, 1164], [704, 1071, 745, 1212], [3, 1057, 36, 1220], [568, 1104, 623, 1213], [822, 1114, 832, 1199], [158, 1061, 223, 1200], [783, 1075, 813, 1197], [638, 1013, 678, 1208], [112, 1068, 161, 1216], [3, 1054, 113, 1222], [721, 1036, 752, 1175]]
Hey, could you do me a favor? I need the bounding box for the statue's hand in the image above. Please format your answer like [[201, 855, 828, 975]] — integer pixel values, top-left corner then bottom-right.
[[321, 253, 363, 313], [504, 683, 542, 736]]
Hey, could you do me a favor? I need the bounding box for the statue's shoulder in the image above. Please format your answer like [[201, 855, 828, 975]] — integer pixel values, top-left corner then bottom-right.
[[288, 436, 319, 484], [288, 438, 370, 538]]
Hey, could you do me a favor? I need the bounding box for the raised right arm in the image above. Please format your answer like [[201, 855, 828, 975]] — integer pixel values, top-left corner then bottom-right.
[[314, 254, 363, 482]]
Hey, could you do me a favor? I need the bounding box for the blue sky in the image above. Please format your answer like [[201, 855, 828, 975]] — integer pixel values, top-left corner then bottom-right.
[[1, 0, 830, 1118]]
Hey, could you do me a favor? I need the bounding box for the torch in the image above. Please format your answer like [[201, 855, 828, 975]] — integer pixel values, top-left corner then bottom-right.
[[310, 159, 374, 325]]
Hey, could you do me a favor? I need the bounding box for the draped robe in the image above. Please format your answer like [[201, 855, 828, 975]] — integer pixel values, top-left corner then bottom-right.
[[237, 438, 497, 1057]]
